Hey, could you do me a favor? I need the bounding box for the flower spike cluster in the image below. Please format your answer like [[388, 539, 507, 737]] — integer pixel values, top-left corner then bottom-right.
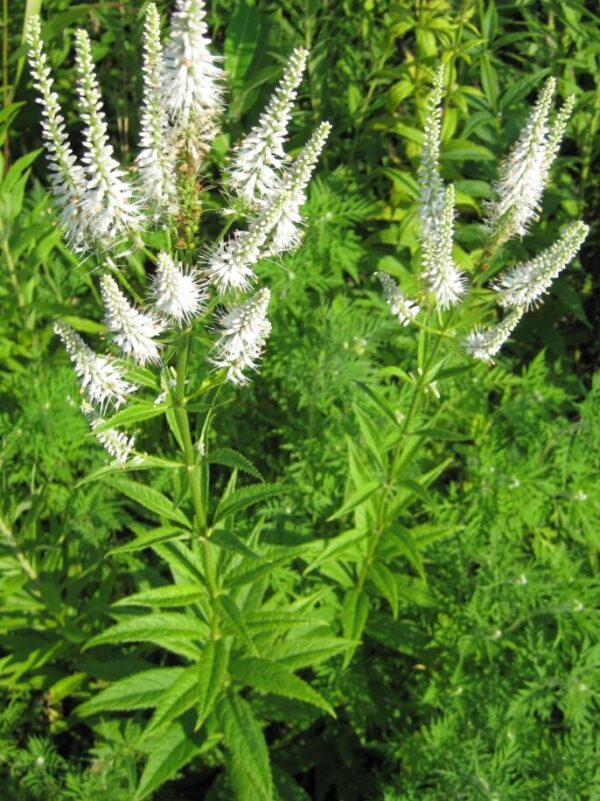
[[25, 17, 88, 247], [494, 221, 589, 310], [74, 29, 140, 248], [376, 273, 420, 326], [484, 78, 571, 247], [100, 275, 164, 365], [137, 3, 178, 216], [54, 322, 136, 408], [162, 0, 224, 137], [29, 5, 329, 460], [227, 47, 309, 207], [377, 67, 587, 365], [211, 289, 272, 385]]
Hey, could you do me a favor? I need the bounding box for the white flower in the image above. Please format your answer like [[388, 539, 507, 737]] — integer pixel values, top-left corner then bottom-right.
[[484, 78, 556, 246], [81, 400, 136, 466], [54, 321, 136, 408], [137, 3, 178, 216], [100, 274, 164, 364], [265, 120, 332, 256], [74, 29, 140, 247], [464, 307, 525, 363], [375, 272, 420, 326], [151, 252, 206, 324], [422, 184, 466, 309], [26, 16, 88, 247], [418, 65, 445, 238], [211, 288, 271, 385], [494, 221, 588, 309], [162, 0, 224, 135], [227, 47, 308, 206]]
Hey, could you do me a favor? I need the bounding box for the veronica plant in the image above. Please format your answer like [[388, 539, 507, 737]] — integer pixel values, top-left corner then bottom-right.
[[27, 4, 338, 799], [319, 66, 589, 660]]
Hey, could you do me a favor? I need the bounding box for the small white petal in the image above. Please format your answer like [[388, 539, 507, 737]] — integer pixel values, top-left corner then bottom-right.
[[100, 274, 164, 364], [151, 252, 206, 324], [376, 272, 420, 326], [211, 288, 271, 385], [464, 307, 525, 363]]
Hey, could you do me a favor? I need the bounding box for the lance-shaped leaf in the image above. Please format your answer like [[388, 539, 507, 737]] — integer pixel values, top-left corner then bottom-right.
[[109, 476, 192, 528], [75, 667, 185, 716]]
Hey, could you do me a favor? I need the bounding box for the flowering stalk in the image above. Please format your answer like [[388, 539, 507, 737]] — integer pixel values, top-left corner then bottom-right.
[[54, 322, 136, 408], [211, 288, 272, 385], [25, 17, 87, 246], [81, 400, 136, 466], [137, 3, 178, 216], [421, 183, 465, 310], [494, 221, 589, 309], [227, 47, 309, 207], [162, 0, 224, 137], [376, 272, 420, 326], [418, 65, 445, 238], [151, 252, 206, 324], [100, 274, 164, 365], [74, 29, 140, 247], [484, 78, 556, 248], [464, 308, 525, 363]]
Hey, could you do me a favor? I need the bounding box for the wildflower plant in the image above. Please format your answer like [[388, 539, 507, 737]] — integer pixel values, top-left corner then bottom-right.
[[27, 4, 334, 798]]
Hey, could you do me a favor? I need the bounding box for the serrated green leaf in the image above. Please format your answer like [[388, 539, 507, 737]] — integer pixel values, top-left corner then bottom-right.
[[196, 638, 229, 730], [91, 402, 169, 434], [267, 637, 354, 670], [113, 584, 206, 609], [75, 668, 185, 717], [305, 528, 367, 574], [146, 665, 200, 735], [230, 656, 335, 716], [109, 477, 191, 528], [210, 529, 257, 558], [217, 692, 273, 801], [341, 589, 370, 666], [213, 483, 290, 524], [213, 594, 256, 653], [368, 562, 399, 618], [328, 481, 380, 521], [209, 448, 263, 480], [84, 613, 207, 651], [386, 524, 425, 579], [134, 718, 204, 801], [108, 526, 190, 556]]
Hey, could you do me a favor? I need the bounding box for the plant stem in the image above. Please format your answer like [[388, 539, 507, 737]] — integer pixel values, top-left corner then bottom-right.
[[173, 331, 219, 608]]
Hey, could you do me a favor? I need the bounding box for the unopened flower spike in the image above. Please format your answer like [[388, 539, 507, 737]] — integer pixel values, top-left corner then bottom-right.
[[211, 288, 272, 385], [376, 272, 420, 326], [151, 252, 206, 324], [494, 220, 588, 310], [484, 78, 556, 247], [74, 29, 140, 247], [265, 120, 332, 256], [422, 183, 466, 309], [54, 321, 136, 408], [227, 47, 309, 207], [418, 65, 445, 238], [26, 16, 88, 247], [81, 400, 136, 466], [137, 3, 178, 216], [163, 0, 224, 137], [100, 274, 164, 364], [464, 307, 525, 363]]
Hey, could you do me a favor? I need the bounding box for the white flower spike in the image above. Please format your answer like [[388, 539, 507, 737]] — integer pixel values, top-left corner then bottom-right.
[[376, 272, 420, 326], [137, 3, 178, 216], [422, 183, 466, 309], [494, 221, 588, 310], [151, 252, 206, 324], [212, 288, 272, 385], [54, 322, 136, 408], [464, 307, 525, 363], [81, 401, 136, 466], [418, 65, 445, 238], [484, 78, 556, 246], [162, 0, 224, 135], [74, 29, 140, 247], [26, 16, 88, 248], [228, 47, 308, 207], [100, 274, 164, 364]]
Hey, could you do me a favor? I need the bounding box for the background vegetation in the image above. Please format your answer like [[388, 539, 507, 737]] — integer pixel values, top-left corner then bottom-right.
[[1, 0, 598, 799]]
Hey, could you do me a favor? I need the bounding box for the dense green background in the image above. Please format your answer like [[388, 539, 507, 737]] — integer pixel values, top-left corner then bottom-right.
[[1, 1, 598, 799]]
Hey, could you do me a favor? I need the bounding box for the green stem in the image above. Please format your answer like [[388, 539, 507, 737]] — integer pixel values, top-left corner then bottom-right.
[[173, 332, 219, 610]]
